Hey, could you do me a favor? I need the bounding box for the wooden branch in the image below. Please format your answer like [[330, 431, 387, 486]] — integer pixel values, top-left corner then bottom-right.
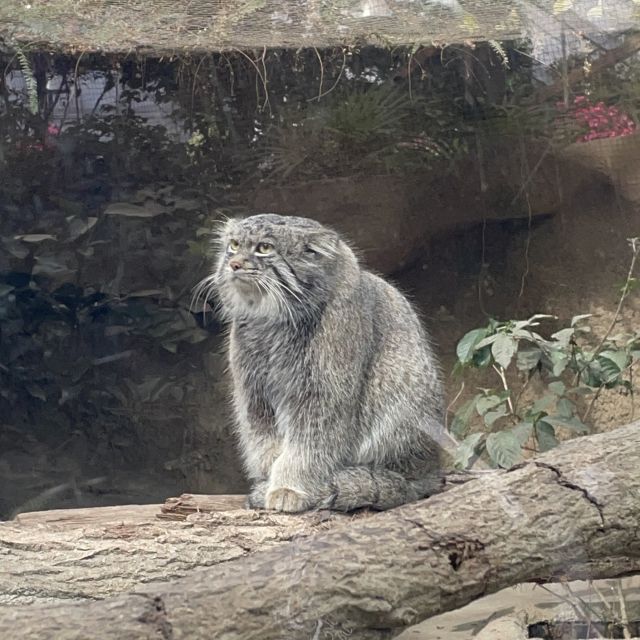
[[1, 422, 639, 639]]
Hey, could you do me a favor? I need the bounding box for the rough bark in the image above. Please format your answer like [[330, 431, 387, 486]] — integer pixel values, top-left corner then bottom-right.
[[1, 422, 639, 639]]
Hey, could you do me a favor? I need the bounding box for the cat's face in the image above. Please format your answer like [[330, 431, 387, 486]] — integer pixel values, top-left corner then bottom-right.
[[202, 214, 339, 322]]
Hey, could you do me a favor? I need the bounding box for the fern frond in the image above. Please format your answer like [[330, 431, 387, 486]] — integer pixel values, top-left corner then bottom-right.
[[16, 47, 38, 115], [488, 40, 509, 69]]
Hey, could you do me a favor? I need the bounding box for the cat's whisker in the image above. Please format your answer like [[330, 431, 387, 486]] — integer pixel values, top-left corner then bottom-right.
[[191, 273, 219, 312], [260, 276, 296, 326], [262, 273, 303, 320], [269, 274, 304, 307]]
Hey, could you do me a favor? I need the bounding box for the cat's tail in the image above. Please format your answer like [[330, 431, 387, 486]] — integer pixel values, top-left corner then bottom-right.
[[319, 466, 444, 512]]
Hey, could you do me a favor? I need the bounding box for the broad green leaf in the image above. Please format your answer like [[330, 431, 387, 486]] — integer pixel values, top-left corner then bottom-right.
[[0, 284, 14, 296], [486, 431, 522, 468], [582, 362, 605, 387], [527, 313, 557, 323], [476, 393, 507, 416], [531, 393, 554, 413], [536, 421, 558, 452], [450, 394, 480, 438], [484, 407, 508, 427], [598, 350, 629, 372], [511, 421, 534, 445], [3, 240, 30, 259], [548, 381, 566, 396], [596, 351, 628, 384], [456, 328, 489, 364], [67, 216, 98, 240], [492, 333, 517, 369], [473, 346, 493, 368], [517, 346, 542, 371], [125, 289, 165, 298], [474, 334, 500, 350], [32, 256, 72, 276], [566, 386, 593, 396], [512, 315, 555, 332], [454, 432, 484, 470], [551, 327, 575, 347], [555, 397, 574, 418], [104, 202, 167, 218], [571, 313, 592, 327], [14, 234, 57, 242], [26, 384, 46, 401], [547, 349, 569, 377]]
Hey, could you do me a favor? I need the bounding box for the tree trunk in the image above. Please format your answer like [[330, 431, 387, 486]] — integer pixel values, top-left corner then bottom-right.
[[1, 422, 639, 639]]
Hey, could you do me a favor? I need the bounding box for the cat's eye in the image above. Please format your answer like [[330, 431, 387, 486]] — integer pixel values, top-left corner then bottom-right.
[[228, 239, 239, 253], [255, 242, 274, 256]]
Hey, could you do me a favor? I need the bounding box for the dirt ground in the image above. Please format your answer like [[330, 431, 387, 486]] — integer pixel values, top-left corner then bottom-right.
[[405, 177, 640, 433]]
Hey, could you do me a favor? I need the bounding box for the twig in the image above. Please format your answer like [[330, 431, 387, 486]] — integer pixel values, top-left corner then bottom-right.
[[89, 72, 113, 117], [539, 584, 605, 639], [308, 48, 347, 102], [616, 581, 632, 639], [512, 371, 534, 417], [516, 132, 534, 302], [582, 384, 604, 422], [575, 237, 640, 385], [190, 54, 208, 124], [492, 364, 515, 415], [477, 215, 488, 316], [313, 47, 324, 102], [593, 238, 639, 355], [590, 581, 617, 624], [73, 51, 85, 123], [508, 141, 552, 207], [260, 46, 270, 113], [630, 363, 635, 421], [445, 381, 465, 429], [233, 48, 269, 113]]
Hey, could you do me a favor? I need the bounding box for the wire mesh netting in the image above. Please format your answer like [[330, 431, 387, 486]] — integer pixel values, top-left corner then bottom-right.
[[0, 0, 639, 51], [1, 2, 640, 539]]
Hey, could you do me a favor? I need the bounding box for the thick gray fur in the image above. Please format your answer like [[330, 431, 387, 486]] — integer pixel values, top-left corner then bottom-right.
[[199, 213, 452, 513]]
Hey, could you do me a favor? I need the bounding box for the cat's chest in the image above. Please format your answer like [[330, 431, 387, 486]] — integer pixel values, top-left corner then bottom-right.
[[232, 323, 306, 399]]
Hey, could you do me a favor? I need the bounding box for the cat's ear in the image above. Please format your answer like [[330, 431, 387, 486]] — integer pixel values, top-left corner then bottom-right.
[[305, 229, 340, 258]]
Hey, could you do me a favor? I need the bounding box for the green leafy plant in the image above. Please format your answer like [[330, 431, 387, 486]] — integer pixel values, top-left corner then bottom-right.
[[325, 86, 412, 144], [450, 238, 640, 470], [451, 311, 640, 469], [15, 47, 38, 115], [261, 86, 470, 181]]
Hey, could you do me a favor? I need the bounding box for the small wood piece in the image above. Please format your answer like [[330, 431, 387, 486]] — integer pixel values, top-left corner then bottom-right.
[[8, 504, 161, 530], [158, 493, 246, 520]]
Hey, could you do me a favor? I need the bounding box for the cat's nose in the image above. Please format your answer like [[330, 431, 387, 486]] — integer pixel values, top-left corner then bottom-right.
[[229, 258, 243, 271]]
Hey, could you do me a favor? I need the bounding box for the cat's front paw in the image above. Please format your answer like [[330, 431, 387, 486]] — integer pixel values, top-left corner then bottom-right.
[[265, 487, 312, 513]]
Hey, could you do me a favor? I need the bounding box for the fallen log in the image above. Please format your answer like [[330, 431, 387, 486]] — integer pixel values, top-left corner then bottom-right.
[[1, 422, 639, 639]]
